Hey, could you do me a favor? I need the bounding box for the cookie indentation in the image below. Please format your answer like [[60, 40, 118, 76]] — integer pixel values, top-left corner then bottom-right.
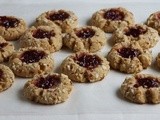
[[134, 77, 160, 88], [48, 11, 70, 21], [0, 16, 20, 29], [33, 29, 55, 39], [118, 48, 141, 59], [76, 28, 95, 39], [0, 43, 8, 50], [125, 26, 147, 37], [20, 50, 46, 63], [104, 9, 124, 21], [35, 75, 61, 89], [75, 53, 102, 69]]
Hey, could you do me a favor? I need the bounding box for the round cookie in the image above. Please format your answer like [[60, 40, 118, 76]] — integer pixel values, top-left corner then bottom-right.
[[63, 26, 106, 53], [90, 7, 134, 33], [0, 16, 26, 41], [107, 42, 152, 74], [9, 47, 54, 78], [146, 11, 160, 34], [0, 64, 15, 92], [112, 24, 159, 49], [120, 74, 160, 104], [35, 9, 78, 33], [19, 26, 62, 53], [0, 36, 14, 62], [61, 52, 110, 83], [23, 73, 73, 105]]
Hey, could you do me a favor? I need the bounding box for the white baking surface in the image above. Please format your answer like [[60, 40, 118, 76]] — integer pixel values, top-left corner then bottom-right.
[[0, 0, 160, 120]]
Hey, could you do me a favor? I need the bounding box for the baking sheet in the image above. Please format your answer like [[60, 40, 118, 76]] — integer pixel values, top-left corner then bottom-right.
[[0, 0, 160, 116]]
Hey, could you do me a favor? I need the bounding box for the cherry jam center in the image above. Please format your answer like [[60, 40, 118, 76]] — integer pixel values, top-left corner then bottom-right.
[[156, 13, 160, 19], [125, 26, 147, 37], [134, 77, 160, 88], [104, 9, 124, 20], [118, 48, 141, 59], [0, 16, 19, 28], [48, 11, 69, 21], [75, 54, 102, 69], [76, 28, 95, 39], [20, 50, 46, 64], [33, 29, 55, 39], [0, 43, 8, 49], [35, 75, 61, 89]]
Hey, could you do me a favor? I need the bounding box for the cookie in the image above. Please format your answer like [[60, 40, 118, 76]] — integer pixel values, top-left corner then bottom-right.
[[156, 53, 160, 68], [9, 47, 54, 78], [61, 52, 110, 83], [90, 7, 134, 33], [35, 9, 78, 33], [0, 64, 15, 92], [120, 74, 160, 104], [20, 26, 62, 53], [63, 26, 106, 53], [0, 16, 27, 41], [0, 36, 14, 62], [107, 42, 152, 73], [23, 73, 73, 105], [146, 11, 160, 34], [112, 24, 159, 49]]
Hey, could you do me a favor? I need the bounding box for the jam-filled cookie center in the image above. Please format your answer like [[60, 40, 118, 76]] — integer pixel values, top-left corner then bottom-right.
[[35, 75, 61, 89], [125, 26, 147, 38], [104, 9, 125, 21], [20, 50, 46, 64], [33, 29, 55, 39], [48, 11, 70, 21], [134, 77, 160, 88], [76, 28, 95, 39], [75, 54, 102, 69], [118, 48, 141, 59], [0, 16, 20, 28], [0, 43, 8, 49]]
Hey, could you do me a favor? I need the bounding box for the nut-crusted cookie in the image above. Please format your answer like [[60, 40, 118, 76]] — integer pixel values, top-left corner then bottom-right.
[[20, 26, 62, 53], [90, 7, 134, 33], [112, 24, 159, 49], [146, 11, 160, 34], [0, 64, 15, 92], [0, 16, 27, 41], [23, 73, 73, 105], [35, 9, 78, 33], [63, 26, 106, 53], [0, 36, 14, 62], [9, 47, 54, 78], [120, 74, 160, 104], [107, 42, 152, 73], [61, 52, 110, 83]]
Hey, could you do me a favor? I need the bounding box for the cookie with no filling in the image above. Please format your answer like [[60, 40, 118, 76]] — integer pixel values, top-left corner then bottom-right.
[[0, 16, 26, 41], [9, 47, 54, 78], [23, 73, 73, 105], [90, 7, 134, 33], [120, 74, 160, 104], [35, 9, 78, 33], [61, 52, 110, 83]]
